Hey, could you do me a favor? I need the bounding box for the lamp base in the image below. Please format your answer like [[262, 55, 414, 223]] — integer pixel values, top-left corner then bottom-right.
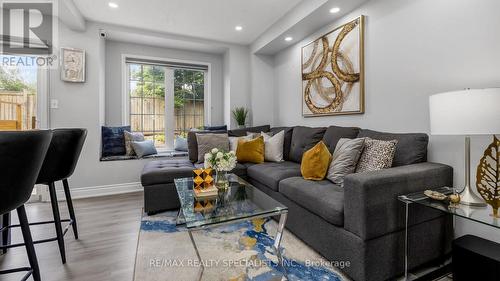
[[459, 186, 487, 207]]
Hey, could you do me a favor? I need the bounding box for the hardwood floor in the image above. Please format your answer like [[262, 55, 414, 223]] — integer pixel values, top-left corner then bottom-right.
[[0, 192, 143, 281], [1, 192, 454, 281]]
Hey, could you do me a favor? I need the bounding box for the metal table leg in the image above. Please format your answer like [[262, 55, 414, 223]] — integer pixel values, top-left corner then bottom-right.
[[404, 201, 409, 281], [176, 209, 185, 226], [273, 212, 288, 280], [188, 229, 204, 281]]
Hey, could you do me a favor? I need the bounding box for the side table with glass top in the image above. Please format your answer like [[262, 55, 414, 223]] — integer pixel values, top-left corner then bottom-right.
[[174, 174, 289, 281], [398, 186, 500, 280]]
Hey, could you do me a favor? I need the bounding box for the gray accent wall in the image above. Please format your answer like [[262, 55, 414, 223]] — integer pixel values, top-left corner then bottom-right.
[[105, 40, 224, 126]]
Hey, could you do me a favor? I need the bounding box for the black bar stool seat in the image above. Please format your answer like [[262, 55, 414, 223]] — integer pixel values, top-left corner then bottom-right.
[[0, 130, 53, 281], [2, 128, 87, 264]]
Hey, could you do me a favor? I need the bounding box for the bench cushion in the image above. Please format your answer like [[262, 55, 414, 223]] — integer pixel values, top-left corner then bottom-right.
[[247, 161, 301, 191], [141, 159, 194, 186], [279, 177, 344, 226]]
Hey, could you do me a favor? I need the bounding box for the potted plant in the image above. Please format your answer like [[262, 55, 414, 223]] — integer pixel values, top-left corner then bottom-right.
[[232, 107, 248, 129]]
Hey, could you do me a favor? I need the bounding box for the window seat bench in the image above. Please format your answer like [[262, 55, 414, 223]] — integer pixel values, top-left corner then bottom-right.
[[100, 151, 188, 162]]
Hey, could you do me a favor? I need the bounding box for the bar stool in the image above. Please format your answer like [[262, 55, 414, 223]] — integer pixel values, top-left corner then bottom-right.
[[35, 128, 87, 264], [1, 128, 87, 264], [0, 130, 53, 281]]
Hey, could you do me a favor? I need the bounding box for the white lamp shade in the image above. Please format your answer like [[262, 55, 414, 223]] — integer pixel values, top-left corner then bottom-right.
[[429, 88, 500, 135]]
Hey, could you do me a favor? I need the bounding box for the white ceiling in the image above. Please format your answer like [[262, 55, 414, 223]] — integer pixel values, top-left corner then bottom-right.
[[72, 0, 303, 45]]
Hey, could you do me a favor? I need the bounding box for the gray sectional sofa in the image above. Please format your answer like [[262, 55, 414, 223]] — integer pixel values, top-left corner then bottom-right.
[[141, 125, 453, 281]]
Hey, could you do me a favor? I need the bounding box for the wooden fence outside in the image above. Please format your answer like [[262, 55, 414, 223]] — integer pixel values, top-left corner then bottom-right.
[[0, 90, 36, 130], [130, 97, 204, 136]]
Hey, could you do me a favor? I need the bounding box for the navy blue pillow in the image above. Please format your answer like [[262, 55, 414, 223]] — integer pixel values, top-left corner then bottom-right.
[[101, 126, 130, 157], [204, 125, 227, 131]]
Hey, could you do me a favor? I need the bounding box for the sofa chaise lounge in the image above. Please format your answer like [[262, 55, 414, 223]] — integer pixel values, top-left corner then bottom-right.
[[140, 125, 453, 281]]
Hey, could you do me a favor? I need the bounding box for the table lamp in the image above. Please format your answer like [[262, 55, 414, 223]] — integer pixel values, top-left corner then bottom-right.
[[429, 88, 500, 206]]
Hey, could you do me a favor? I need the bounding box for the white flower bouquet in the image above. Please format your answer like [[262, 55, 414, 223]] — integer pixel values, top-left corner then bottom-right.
[[204, 148, 237, 172]]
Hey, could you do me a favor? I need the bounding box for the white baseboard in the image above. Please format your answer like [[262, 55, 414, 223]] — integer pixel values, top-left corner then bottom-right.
[[53, 182, 143, 201]]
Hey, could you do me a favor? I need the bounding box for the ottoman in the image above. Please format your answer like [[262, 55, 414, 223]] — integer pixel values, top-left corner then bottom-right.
[[141, 159, 195, 214]]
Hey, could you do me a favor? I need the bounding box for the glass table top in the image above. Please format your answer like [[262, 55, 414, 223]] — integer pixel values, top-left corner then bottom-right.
[[174, 174, 288, 229], [398, 186, 500, 229]]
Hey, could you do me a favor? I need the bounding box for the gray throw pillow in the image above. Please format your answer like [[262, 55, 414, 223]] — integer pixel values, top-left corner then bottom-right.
[[196, 133, 229, 163], [174, 136, 188, 152], [124, 131, 145, 156], [356, 138, 398, 173], [187, 130, 227, 163], [131, 140, 157, 158], [327, 138, 365, 186]]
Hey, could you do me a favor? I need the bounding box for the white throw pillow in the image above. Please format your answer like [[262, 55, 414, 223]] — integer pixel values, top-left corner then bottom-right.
[[261, 131, 284, 162]]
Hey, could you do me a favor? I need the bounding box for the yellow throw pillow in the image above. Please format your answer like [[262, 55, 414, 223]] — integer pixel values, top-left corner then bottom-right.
[[236, 136, 265, 164], [301, 141, 332, 181]]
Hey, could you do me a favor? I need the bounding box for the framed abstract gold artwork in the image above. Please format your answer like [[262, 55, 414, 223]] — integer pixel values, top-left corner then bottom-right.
[[302, 15, 365, 117]]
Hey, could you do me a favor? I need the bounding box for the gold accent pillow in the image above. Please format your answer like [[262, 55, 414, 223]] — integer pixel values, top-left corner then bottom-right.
[[236, 136, 265, 164], [301, 141, 332, 181]]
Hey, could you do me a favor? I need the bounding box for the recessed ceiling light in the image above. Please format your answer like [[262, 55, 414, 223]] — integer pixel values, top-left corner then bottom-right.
[[235, 25, 243, 31], [329, 7, 340, 13], [284, 36, 293, 42], [108, 2, 118, 8]]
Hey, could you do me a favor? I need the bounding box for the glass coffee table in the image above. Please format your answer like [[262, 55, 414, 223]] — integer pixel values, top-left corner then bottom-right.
[[174, 174, 289, 280]]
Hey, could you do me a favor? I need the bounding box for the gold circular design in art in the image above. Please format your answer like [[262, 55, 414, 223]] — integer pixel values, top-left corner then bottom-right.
[[302, 18, 360, 114]]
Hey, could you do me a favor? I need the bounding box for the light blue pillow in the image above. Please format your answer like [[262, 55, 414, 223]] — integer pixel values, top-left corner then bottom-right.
[[131, 140, 157, 158], [174, 137, 188, 152]]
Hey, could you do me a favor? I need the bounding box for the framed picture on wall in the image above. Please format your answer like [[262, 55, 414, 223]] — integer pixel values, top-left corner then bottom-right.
[[302, 15, 365, 117], [60, 47, 86, 82]]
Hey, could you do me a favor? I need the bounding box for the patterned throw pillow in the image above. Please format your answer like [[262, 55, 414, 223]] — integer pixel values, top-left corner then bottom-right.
[[124, 131, 145, 156], [196, 133, 230, 163], [356, 138, 398, 173]]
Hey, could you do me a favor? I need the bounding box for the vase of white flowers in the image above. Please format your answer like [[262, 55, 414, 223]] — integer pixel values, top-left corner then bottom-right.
[[204, 148, 237, 190]]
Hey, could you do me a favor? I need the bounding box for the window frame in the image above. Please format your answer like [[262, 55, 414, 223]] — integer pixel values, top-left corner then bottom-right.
[[121, 54, 211, 150]]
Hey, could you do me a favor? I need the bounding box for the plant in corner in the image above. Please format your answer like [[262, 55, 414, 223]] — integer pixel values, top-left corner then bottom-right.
[[232, 107, 248, 129]]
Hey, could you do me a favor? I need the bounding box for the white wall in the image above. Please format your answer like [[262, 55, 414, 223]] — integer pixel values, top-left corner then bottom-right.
[[225, 45, 252, 128], [104, 40, 224, 126], [47, 19, 252, 194], [272, 0, 500, 241], [250, 54, 275, 126], [49, 21, 163, 192]]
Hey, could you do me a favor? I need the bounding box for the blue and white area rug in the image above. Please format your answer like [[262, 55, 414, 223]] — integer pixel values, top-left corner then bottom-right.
[[134, 211, 348, 281]]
